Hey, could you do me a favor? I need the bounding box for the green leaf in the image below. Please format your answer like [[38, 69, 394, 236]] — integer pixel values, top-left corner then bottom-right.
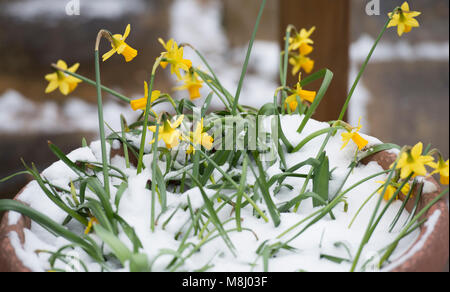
[[114, 182, 128, 210], [81, 199, 114, 233], [312, 153, 330, 207], [189, 174, 237, 256], [129, 253, 150, 272], [154, 164, 167, 212], [320, 254, 351, 264], [84, 177, 116, 233], [0, 171, 30, 183], [278, 192, 325, 213], [236, 155, 249, 232], [0, 200, 100, 261], [232, 0, 268, 114], [357, 143, 401, 163], [114, 214, 143, 253], [267, 157, 319, 187], [201, 92, 214, 117], [200, 151, 231, 185], [258, 103, 278, 116], [48, 142, 87, 176], [297, 69, 334, 134], [22, 161, 88, 226], [93, 224, 132, 266], [252, 152, 281, 227]]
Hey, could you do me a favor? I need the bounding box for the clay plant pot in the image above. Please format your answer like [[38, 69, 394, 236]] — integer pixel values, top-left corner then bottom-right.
[[0, 151, 448, 272]]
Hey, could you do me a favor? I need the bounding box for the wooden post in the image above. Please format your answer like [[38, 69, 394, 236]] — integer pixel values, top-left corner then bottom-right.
[[280, 0, 350, 122]]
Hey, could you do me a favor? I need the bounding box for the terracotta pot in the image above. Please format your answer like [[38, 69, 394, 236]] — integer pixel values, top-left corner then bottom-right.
[[0, 151, 448, 272]]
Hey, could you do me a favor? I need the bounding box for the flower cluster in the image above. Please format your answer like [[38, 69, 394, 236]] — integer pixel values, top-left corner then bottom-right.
[[288, 27, 315, 76], [379, 142, 449, 202]]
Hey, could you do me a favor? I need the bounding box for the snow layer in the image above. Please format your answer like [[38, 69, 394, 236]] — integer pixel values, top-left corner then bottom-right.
[[10, 115, 422, 272], [2, 0, 147, 20]]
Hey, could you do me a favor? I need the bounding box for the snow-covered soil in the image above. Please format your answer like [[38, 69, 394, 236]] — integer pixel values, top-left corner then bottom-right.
[[7, 115, 425, 272]]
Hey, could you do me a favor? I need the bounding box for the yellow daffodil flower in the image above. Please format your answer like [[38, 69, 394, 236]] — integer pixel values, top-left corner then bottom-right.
[[84, 217, 99, 235], [289, 26, 316, 55], [387, 2, 421, 37], [396, 142, 434, 179], [377, 181, 411, 201], [175, 71, 204, 100], [45, 60, 82, 95], [159, 38, 192, 79], [149, 115, 184, 149], [187, 118, 214, 154], [289, 54, 314, 76], [341, 117, 369, 151], [285, 75, 316, 111], [130, 81, 161, 111], [428, 157, 449, 185], [102, 24, 138, 62]]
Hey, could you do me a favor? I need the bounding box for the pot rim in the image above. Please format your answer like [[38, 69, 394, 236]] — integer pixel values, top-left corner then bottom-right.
[[0, 150, 448, 272]]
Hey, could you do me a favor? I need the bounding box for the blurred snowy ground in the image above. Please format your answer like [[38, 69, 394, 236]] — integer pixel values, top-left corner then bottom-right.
[[3, 0, 146, 20], [348, 35, 449, 130], [0, 0, 447, 136]]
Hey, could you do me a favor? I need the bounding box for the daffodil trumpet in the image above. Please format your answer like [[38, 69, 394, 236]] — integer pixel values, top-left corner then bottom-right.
[[174, 69, 204, 101], [341, 117, 369, 151], [101, 25, 138, 62]]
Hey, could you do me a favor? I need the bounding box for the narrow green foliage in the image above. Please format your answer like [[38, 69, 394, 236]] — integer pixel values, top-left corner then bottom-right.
[[296, 69, 334, 134], [232, 0, 267, 115], [189, 174, 237, 257], [312, 152, 330, 207], [252, 152, 281, 227]]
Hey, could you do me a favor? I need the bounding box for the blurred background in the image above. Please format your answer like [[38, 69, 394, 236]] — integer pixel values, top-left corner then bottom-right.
[[0, 0, 448, 226]]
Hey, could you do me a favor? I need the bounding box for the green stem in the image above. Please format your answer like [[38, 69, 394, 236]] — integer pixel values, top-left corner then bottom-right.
[[196, 149, 269, 222], [232, 0, 267, 115], [350, 163, 398, 272], [94, 50, 110, 198], [151, 124, 160, 232], [280, 25, 294, 114], [292, 126, 345, 153], [185, 46, 235, 110], [120, 115, 130, 169], [52, 64, 131, 104], [348, 186, 382, 229], [279, 169, 390, 239], [293, 130, 334, 212], [378, 188, 449, 267], [337, 18, 390, 122], [137, 58, 161, 174]]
